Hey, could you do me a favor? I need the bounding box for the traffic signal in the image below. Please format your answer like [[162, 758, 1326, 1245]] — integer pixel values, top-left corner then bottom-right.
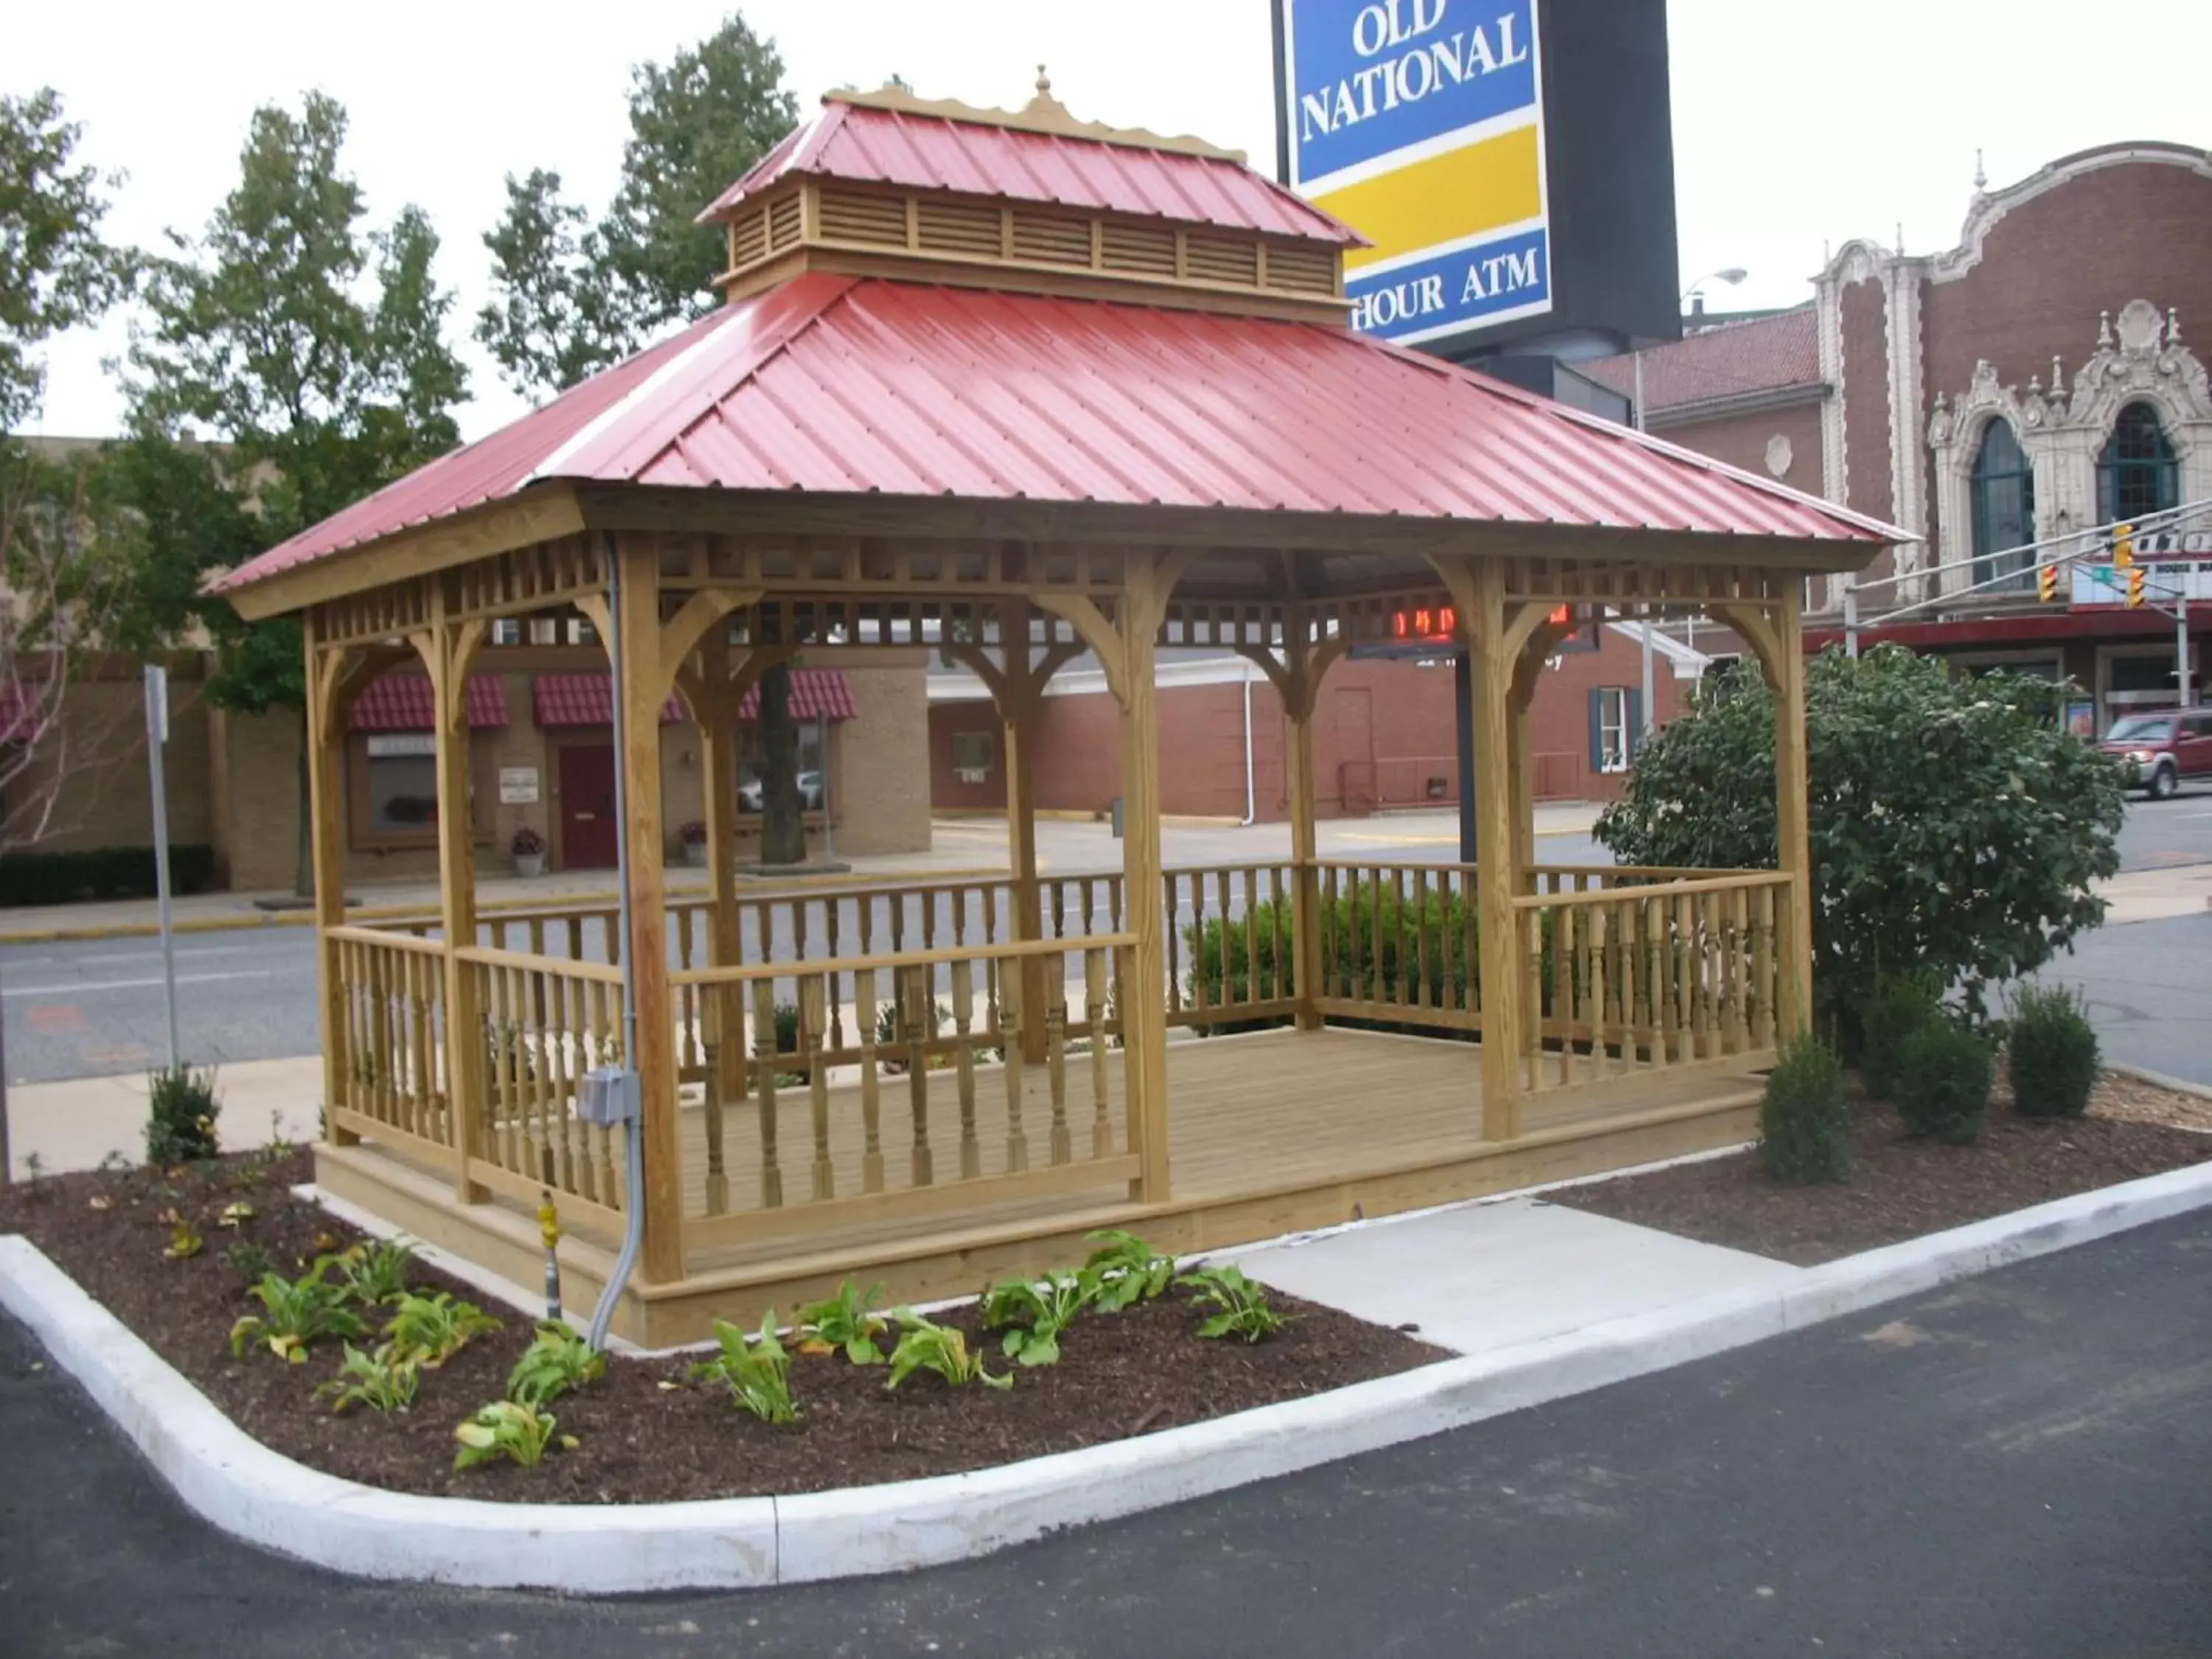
[[2126, 566, 2146, 608], [2037, 563, 2059, 603], [2113, 524, 2136, 568]]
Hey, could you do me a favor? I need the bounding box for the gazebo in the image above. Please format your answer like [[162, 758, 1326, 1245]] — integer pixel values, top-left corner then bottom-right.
[[213, 80, 1899, 1345]]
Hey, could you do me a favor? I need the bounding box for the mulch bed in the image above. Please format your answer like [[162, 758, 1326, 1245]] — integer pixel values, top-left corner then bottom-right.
[[1553, 1071, 2212, 1266], [0, 1148, 1441, 1505]]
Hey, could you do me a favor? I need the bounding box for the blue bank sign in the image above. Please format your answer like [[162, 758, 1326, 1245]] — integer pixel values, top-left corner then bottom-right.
[[1279, 0, 1554, 345]]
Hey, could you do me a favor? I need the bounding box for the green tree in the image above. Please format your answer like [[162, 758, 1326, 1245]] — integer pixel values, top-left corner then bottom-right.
[[0, 88, 132, 433], [1593, 645, 2126, 1036], [120, 91, 468, 890], [479, 13, 808, 863]]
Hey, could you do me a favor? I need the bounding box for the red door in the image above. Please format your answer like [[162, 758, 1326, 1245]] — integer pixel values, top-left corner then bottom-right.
[[557, 745, 619, 869]]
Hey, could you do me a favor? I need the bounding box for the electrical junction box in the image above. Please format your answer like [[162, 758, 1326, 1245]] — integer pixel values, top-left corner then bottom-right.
[[577, 1066, 641, 1127]]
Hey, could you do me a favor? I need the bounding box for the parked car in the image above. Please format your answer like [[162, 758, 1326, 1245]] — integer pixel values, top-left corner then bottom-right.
[[735, 771, 825, 813], [2099, 708, 2212, 799]]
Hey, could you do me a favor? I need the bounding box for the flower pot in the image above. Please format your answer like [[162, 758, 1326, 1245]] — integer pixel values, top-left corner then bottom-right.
[[683, 842, 709, 868], [514, 853, 546, 878]]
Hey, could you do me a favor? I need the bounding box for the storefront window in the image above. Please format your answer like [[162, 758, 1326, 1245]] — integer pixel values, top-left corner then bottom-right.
[[364, 734, 441, 833], [1969, 419, 2034, 593], [736, 724, 828, 814]]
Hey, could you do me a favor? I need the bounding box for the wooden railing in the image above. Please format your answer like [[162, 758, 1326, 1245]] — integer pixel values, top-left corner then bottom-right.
[[1513, 871, 1787, 1091], [328, 927, 452, 1163], [1312, 860, 1481, 1033], [669, 933, 1137, 1253], [1162, 862, 1298, 1029]]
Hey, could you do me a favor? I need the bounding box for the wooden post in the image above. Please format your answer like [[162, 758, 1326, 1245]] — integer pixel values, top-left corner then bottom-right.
[[417, 586, 486, 1200], [1001, 599, 1048, 1064], [1769, 589, 1815, 1037], [614, 538, 684, 1284], [1284, 642, 1324, 1031], [1119, 560, 1172, 1202], [1507, 702, 1534, 893], [696, 630, 745, 1116], [1466, 561, 1523, 1141], [302, 616, 355, 1148]]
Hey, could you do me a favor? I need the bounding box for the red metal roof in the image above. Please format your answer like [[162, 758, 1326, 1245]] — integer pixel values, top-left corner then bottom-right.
[[349, 674, 507, 732], [212, 275, 1898, 597], [736, 668, 856, 723], [698, 97, 1357, 247], [532, 674, 685, 728], [1582, 310, 1822, 415]]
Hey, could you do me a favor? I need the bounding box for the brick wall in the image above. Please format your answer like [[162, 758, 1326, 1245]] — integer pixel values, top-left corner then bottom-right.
[[827, 654, 931, 855], [10, 671, 214, 854], [1840, 275, 1893, 522], [1654, 398, 1825, 495]]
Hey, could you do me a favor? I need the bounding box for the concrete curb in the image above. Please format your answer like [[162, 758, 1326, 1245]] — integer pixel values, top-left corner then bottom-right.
[[2104, 1061, 2212, 1102], [7, 1158, 2212, 1591]]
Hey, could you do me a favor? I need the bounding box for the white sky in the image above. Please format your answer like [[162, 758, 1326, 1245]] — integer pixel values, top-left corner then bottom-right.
[[15, 0, 2212, 440]]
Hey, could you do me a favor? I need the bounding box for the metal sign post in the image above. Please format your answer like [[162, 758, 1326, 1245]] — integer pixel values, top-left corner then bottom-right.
[[144, 664, 180, 1069]]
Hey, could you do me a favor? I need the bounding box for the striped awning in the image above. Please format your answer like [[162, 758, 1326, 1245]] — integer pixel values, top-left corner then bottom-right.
[[349, 674, 507, 731], [737, 668, 856, 722], [532, 673, 684, 728]]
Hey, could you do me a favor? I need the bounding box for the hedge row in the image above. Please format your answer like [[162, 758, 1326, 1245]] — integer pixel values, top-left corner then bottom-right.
[[0, 844, 219, 907]]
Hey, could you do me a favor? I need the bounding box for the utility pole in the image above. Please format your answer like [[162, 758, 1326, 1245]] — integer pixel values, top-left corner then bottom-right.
[[1632, 352, 1655, 746]]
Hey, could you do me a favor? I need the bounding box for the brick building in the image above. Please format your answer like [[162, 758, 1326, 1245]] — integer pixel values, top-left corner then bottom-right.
[[928, 620, 1700, 822], [1585, 141, 2212, 728]]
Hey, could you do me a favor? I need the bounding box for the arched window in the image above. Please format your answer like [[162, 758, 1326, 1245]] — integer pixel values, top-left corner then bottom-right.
[[2097, 401, 2179, 524], [1969, 419, 2035, 591]]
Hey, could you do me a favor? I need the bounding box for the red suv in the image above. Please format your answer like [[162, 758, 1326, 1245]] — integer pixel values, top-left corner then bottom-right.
[[2101, 708, 2212, 799]]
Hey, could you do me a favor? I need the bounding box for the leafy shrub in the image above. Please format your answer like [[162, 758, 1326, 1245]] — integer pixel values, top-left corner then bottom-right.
[[884, 1312, 1011, 1391], [220, 1241, 274, 1285], [229, 1262, 364, 1363], [319, 1342, 420, 1413], [383, 1292, 500, 1368], [1894, 1018, 1994, 1144], [689, 1310, 798, 1422], [1178, 1265, 1288, 1343], [792, 1279, 888, 1364], [980, 1270, 1096, 1367], [164, 1218, 204, 1259], [329, 1237, 417, 1305], [507, 1323, 606, 1408], [1859, 971, 1942, 1101], [0, 844, 218, 907], [1080, 1228, 1176, 1312], [1595, 647, 2126, 1037], [2007, 984, 2100, 1119], [146, 1062, 220, 1164], [453, 1399, 574, 1470], [1758, 1034, 1853, 1184]]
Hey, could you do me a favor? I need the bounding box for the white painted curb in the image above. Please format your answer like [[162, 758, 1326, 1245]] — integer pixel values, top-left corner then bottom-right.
[[7, 1155, 2212, 1592]]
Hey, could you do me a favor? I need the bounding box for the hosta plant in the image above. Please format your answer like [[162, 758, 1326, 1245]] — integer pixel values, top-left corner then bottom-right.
[[383, 1292, 501, 1368], [689, 1310, 798, 1424], [164, 1219, 204, 1260], [1178, 1266, 1289, 1344], [229, 1262, 364, 1363], [1080, 1228, 1176, 1311], [980, 1270, 1096, 1366], [453, 1399, 575, 1470], [884, 1312, 1012, 1391], [793, 1279, 888, 1364], [507, 1323, 606, 1408], [330, 1237, 417, 1306], [319, 1342, 420, 1413]]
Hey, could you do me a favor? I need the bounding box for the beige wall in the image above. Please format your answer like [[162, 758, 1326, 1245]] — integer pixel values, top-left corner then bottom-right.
[[9, 668, 214, 855], [827, 652, 932, 856]]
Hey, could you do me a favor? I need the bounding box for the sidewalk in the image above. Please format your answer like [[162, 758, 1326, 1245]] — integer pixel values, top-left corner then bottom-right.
[[7, 1056, 325, 1180]]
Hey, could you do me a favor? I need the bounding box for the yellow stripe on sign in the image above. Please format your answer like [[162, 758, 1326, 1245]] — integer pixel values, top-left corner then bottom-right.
[[1318, 122, 1544, 271]]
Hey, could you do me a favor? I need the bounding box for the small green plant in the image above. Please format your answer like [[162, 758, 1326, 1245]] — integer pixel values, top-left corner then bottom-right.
[[1178, 1265, 1288, 1343], [319, 1342, 420, 1413], [229, 1262, 364, 1363], [689, 1309, 799, 1422], [220, 1241, 275, 1285], [383, 1292, 501, 1368], [22, 1151, 46, 1183], [145, 1062, 220, 1165], [980, 1270, 1096, 1367], [453, 1399, 575, 1470], [2007, 984, 2100, 1119], [330, 1236, 417, 1305], [1758, 1034, 1854, 1185], [1858, 970, 1942, 1102], [1894, 1016, 1994, 1145], [884, 1312, 1012, 1391], [793, 1279, 888, 1364], [1080, 1228, 1176, 1311], [164, 1219, 205, 1259], [506, 1323, 605, 1408]]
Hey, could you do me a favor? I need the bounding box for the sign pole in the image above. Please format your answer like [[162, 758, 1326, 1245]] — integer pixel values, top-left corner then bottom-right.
[[144, 664, 180, 1070]]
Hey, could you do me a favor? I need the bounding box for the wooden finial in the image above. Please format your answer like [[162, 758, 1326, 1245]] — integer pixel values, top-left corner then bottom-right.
[[1036, 64, 1052, 98]]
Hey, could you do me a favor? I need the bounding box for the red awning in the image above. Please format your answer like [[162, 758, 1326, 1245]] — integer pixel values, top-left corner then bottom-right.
[[532, 673, 686, 728], [0, 682, 46, 745], [348, 674, 507, 731], [737, 668, 855, 722]]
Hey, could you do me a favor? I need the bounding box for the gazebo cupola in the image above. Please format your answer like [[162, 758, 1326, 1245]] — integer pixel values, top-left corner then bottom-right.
[[695, 73, 1360, 321]]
